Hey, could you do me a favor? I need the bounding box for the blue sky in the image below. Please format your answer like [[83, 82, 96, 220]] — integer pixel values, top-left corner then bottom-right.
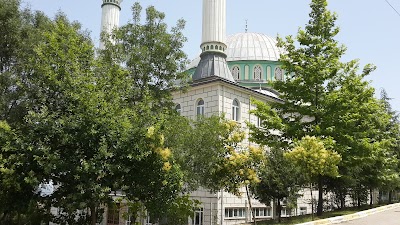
[[24, 0, 400, 111]]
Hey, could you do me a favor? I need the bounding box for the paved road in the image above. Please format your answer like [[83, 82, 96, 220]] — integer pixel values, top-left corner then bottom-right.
[[340, 207, 400, 225]]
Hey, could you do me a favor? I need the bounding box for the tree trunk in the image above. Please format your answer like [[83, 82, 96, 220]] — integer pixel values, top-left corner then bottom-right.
[[90, 204, 97, 225], [277, 199, 281, 223], [369, 188, 373, 207], [310, 183, 314, 221], [246, 186, 256, 225], [340, 190, 345, 209], [317, 176, 323, 216], [389, 190, 393, 204]]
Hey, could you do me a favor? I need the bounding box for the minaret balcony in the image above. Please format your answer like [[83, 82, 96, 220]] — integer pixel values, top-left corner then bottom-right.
[[200, 42, 228, 56], [102, 0, 122, 9]]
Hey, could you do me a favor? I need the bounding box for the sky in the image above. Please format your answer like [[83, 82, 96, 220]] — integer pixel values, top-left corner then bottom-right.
[[23, 0, 400, 111]]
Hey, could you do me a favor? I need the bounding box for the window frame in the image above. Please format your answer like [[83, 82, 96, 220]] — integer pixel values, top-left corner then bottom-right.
[[232, 99, 240, 121], [107, 204, 120, 225], [225, 208, 246, 219], [196, 99, 205, 116], [253, 65, 262, 80], [275, 67, 283, 81], [232, 66, 240, 80], [175, 103, 182, 114], [192, 207, 204, 225]]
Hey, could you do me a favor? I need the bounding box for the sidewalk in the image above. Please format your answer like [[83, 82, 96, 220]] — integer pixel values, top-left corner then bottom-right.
[[296, 203, 400, 225]]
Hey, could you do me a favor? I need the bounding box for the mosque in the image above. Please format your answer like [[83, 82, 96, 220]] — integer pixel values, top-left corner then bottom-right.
[[98, 0, 312, 225]]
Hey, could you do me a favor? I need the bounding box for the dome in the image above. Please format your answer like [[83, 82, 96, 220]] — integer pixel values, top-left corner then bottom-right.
[[226, 32, 283, 62], [188, 32, 284, 69]]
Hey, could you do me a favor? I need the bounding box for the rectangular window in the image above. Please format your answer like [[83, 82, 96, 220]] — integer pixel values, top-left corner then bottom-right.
[[252, 208, 272, 218], [281, 207, 291, 217], [107, 203, 120, 225], [192, 208, 204, 225], [300, 207, 307, 215], [225, 208, 246, 219]]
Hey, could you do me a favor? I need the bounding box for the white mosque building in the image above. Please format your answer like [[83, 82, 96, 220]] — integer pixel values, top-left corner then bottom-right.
[[98, 0, 314, 225]]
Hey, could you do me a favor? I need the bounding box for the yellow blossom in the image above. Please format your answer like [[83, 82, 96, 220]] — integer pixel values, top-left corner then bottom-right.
[[159, 148, 172, 160], [159, 134, 165, 145], [146, 126, 155, 138], [163, 162, 172, 171]]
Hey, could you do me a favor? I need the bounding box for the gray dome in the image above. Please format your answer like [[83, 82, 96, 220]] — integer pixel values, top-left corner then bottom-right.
[[188, 32, 283, 69], [226, 32, 283, 61]]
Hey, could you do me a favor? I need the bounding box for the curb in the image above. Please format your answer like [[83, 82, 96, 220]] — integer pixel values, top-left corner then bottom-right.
[[296, 203, 400, 225]]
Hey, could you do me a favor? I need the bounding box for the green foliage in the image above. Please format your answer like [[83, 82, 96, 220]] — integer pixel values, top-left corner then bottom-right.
[[164, 115, 264, 196], [250, 0, 395, 215], [251, 147, 303, 221], [0, 1, 195, 224], [285, 136, 341, 181]]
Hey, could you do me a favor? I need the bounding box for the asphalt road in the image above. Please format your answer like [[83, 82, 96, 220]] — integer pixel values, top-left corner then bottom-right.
[[340, 207, 400, 225]]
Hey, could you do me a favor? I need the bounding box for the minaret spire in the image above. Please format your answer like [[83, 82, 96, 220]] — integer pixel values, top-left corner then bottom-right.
[[193, 0, 235, 82], [99, 0, 123, 49]]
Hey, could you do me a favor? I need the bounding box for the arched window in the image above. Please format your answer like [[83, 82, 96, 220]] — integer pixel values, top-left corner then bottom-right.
[[232, 99, 240, 121], [175, 104, 181, 114], [275, 67, 283, 81], [253, 65, 262, 80], [232, 66, 240, 80], [196, 99, 205, 116]]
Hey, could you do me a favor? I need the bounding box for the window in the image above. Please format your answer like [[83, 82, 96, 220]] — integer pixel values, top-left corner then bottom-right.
[[252, 208, 271, 218], [225, 208, 246, 219], [196, 99, 205, 116], [280, 207, 291, 217], [232, 99, 240, 121], [275, 67, 283, 81], [107, 204, 120, 225], [145, 212, 152, 225], [175, 104, 181, 114], [192, 208, 204, 225], [300, 207, 307, 215], [232, 66, 240, 80], [257, 117, 262, 127], [253, 65, 262, 80]]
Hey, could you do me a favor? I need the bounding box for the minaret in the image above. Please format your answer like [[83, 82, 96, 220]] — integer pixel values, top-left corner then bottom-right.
[[193, 0, 235, 82], [99, 0, 123, 49]]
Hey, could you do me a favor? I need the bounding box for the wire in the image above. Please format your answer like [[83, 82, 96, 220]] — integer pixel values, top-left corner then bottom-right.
[[385, 0, 400, 17]]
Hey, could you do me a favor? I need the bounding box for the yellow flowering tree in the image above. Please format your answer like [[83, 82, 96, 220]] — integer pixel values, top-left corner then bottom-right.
[[284, 136, 341, 219], [163, 115, 264, 196]]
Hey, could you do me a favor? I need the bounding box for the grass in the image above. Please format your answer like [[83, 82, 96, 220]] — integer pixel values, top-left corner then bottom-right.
[[255, 204, 390, 225]]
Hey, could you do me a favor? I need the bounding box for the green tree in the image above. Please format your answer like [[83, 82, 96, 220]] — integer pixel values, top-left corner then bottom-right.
[[285, 136, 341, 219], [0, 1, 54, 223], [96, 3, 193, 222], [250, 147, 303, 222], [377, 89, 400, 203], [164, 115, 264, 195], [0, 2, 194, 224], [250, 0, 388, 215]]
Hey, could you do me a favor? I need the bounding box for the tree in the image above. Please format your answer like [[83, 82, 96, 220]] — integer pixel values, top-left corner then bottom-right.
[[377, 89, 400, 203], [284, 136, 341, 220], [0, 1, 54, 223], [250, 0, 388, 215], [163, 115, 264, 195], [0, 2, 195, 224], [250, 146, 303, 223]]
